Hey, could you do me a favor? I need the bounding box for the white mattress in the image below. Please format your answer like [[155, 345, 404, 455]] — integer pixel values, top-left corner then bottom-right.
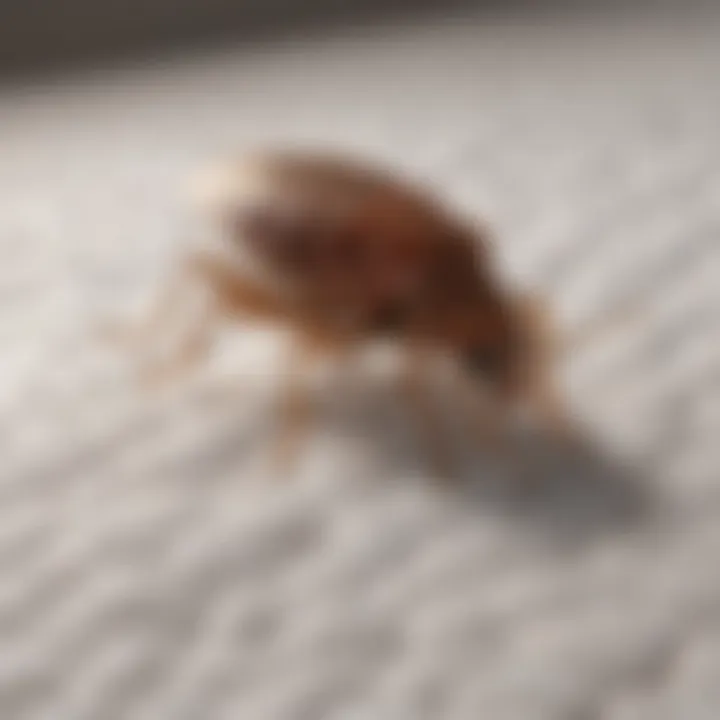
[[1, 8, 719, 719]]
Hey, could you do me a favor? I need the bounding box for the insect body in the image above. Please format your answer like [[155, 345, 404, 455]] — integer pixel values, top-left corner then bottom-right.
[[115, 149, 570, 474]]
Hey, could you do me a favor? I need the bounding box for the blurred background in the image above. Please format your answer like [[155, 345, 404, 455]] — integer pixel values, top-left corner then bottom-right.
[[1, 1, 719, 718], [2, 0, 710, 78]]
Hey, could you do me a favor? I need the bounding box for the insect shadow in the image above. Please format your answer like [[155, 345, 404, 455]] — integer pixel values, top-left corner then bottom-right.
[[160, 371, 658, 550], [454, 428, 657, 548], [319, 378, 658, 548]]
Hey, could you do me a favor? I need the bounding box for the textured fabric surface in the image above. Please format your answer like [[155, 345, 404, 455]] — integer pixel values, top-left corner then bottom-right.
[[1, 9, 719, 720]]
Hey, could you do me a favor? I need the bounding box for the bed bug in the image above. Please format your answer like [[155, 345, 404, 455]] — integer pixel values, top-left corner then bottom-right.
[[109, 149, 575, 475]]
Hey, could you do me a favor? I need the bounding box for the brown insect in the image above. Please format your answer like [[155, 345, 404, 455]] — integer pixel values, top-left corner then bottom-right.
[[110, 149, 576, 475]]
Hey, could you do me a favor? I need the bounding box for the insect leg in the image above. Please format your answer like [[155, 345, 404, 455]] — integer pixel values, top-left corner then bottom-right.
[[562, 298, 643, 353], [137, 312, 216, 389], [510, 293, 579, 442], [398, 343, 455, 480], [271, 333, 329, 475], [100, 255, 204, 350], [117, 255, 220, 388]]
